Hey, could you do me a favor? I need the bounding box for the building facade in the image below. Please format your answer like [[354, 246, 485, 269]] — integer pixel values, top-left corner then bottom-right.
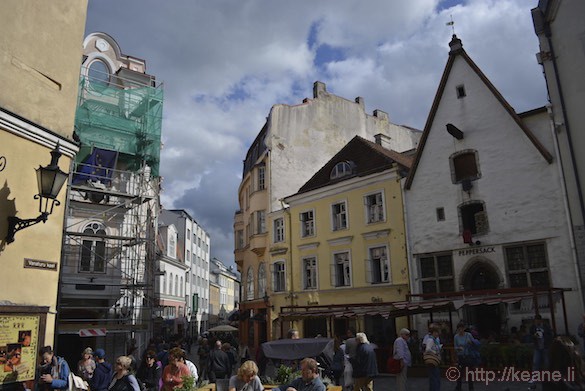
[[0, 2, 87, 381], [234, 81, 420, 350], [57, 32, 163, 364], [532, 0, 585, 306], [403, 36, 582, 337], [280, 136, 412, 346], [209, 258, 240, 327], [160, 209, 211, 337]]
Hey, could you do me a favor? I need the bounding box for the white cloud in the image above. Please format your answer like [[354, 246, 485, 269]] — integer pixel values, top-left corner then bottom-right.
[[86, 0, 545, 267]]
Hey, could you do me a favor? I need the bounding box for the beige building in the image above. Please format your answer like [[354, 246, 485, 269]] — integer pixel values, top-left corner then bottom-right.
[[234, 81, 420, 350], [0, 0, 88, 381]]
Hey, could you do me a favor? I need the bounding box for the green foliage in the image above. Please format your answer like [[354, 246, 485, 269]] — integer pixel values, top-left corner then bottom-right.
[[175, 375, 195, 391], [275, 365, 301, 385]]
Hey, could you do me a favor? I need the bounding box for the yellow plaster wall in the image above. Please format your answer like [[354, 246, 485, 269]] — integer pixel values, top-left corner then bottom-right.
[[0, 0, 88, 138], [0, 133, 73, 344]]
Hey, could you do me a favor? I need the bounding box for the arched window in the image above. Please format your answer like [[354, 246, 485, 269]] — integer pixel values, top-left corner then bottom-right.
[[180, 276, 183, 297], [175, 275, 178, 297], [87, 59, 110, 92], [330, 161, 354, 180], [258, 263, 266, 296], [169, 273, 173, 295], [246, 267, 254, 300], [163, 272, 167, 295], [80, 222, 107, 273]]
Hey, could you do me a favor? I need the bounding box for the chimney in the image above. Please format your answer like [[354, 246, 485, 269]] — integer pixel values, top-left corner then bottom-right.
[[313, 81, 326, 98], [373, 109, 389, 121], [374, 133, 392, 149], [355, 97, 364, 108]]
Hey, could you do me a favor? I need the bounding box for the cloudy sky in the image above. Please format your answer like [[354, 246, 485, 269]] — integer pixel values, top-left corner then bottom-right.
[[85, 0, 547, 267]]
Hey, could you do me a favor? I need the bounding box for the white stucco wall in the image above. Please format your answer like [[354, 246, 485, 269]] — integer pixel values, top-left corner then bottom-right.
[[404, 54, 582, 332], [265, 85, 420, 212]]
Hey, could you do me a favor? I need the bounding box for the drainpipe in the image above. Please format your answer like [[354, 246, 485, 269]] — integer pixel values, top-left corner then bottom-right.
[[401, 177, 416, 328], [547, 105, 585, 312]]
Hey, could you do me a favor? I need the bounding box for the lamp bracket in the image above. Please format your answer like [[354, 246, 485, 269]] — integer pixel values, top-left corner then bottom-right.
[[6, 213, 48, 244]]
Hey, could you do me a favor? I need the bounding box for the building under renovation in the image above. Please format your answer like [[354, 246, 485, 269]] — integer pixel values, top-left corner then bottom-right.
[[56, 32, 163, 363]]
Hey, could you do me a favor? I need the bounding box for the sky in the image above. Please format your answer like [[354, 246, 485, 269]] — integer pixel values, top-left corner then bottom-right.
[[85, 0, 547, 268]]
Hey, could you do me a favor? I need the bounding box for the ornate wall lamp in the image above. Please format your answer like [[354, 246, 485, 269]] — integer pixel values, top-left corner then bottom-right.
[[263, 292, 274, 310], [6, 145, 68, 244]]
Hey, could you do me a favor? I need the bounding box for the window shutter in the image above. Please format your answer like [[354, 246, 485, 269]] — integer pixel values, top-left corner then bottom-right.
[[330, 263, 336, 287], [475, 211, 489, 234], [365, 258, 372, 283]]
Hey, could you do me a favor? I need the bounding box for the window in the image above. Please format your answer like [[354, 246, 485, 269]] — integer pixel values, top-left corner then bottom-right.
[[180, 277, 183, 297], [236, 230, 244, 249], [419, 254, 455, 293], [451, 150, 479, 183], [187, 229, 191, 241], [186, 250, 190, 263], [80, 222, 107, 273], [258, 263, 266, 296], [256, 210, 266, 234], [436, 207, 445, 221], [331, 252, 351, 287], [163, 273, 167, 294], [246, 267, 254, 300], [330, 161, 354, 180], [367, 246, 390, 284], [365, 192, 384, 223], [331, 201, 348, 231], [88, 59, 110, 91], [175, 275, 178, 296], [274, 218, 285, 243], [460, 201, 489, 235], [303, 256, 318, 289], [169, 232, 177, 258], [300, 210, 315, 237], [272, 261, 286, 292], [258, 166, 265, 190], [456, 84, 466, 98], [505, 243, 550, 288]]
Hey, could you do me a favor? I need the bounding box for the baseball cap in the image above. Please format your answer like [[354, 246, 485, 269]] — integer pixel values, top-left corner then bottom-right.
[[93, 348, 106, 359]]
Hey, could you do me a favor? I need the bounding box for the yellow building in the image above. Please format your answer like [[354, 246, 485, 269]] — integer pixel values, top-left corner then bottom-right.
[[0, 0, 88, 373], [280, 136, 413, 345]]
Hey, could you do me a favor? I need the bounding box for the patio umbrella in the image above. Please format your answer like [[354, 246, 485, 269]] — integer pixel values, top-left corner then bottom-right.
[[207, 324, 239, 332]]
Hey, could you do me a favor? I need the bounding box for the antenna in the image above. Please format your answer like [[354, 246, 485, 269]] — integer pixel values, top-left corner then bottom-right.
[[446, 15, 456, 35]]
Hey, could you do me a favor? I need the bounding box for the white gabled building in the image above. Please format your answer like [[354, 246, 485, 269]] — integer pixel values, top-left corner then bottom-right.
[[403, 35, 583, 337]]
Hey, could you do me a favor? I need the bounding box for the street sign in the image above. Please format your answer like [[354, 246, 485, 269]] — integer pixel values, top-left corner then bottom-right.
[[79, 328, 107, 337]]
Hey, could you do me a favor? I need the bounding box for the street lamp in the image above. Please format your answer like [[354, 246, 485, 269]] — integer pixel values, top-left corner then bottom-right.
[[6, 145, 69, 244]]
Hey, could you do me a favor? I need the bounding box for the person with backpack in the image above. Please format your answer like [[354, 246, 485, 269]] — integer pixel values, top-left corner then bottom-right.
[[108, 356, 140, 391], [36, 346, 70, 391], [91, 349, 113, 391], [136, 350, 161, 391]]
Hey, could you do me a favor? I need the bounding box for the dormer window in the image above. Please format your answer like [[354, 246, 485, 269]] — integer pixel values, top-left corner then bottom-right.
[[330, 161, 354, 180]]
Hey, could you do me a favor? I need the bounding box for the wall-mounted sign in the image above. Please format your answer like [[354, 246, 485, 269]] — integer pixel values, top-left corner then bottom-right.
[[0, 315, 40, 383], [457, 246, 496, 257], [23, 258, 58, 271]]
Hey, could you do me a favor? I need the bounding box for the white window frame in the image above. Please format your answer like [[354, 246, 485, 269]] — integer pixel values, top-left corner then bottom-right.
[[330, 161, 353, 179], [364, 191, 385, 224], [303, 256, 318, 290], [80, 222, 107, 273], [300, 209, 315, 238], [331, 200, 348, 231], [258, 165, 266, 190], [246, 266, 254, 300], [271, 260, 286, 292], [330, 251, 352, 288], [365, 245, 390, 284], [274, 217, 285, 243], [256, 210, 266, 234]]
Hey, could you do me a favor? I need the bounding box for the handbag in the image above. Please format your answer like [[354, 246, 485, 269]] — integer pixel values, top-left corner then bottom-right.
[[386, 357, 401, 374], [423, 351, 441, 367], [68, 372, 89, 391]]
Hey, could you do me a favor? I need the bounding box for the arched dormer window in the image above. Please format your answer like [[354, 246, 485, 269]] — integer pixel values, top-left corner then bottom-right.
[[80, 222, 107, 273], [330, 161, 355, 180]]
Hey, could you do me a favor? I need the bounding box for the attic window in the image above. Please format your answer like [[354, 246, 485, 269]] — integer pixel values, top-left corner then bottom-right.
[[330, 161, 354, 180], [456, 84, 466, 99], [450, 150, 480, 183]]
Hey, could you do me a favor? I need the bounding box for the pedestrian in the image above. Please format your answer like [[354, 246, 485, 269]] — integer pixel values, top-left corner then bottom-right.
[[287, 329, 300, 339], [178, 349, 199, 383], [274, 358, 325, 391], [108, 356, 141, 391], [91, 349, 113, 391], [197, 339, 210, 380], [453, 322, 476, 391], [208, 340, 231, 383], [77, 347, 96, 382], [331, 336, 345, 386], [393, 328, 411, 391], [228, 360, 263, 391], [424, 325, 442, 391], [136, 350, 161, 391], [161, 348, 191, 391], [530, 314, 553, 378], [350, 332, 378, 391], [222, 343, 238, 375], [36, 346, 70, 391]]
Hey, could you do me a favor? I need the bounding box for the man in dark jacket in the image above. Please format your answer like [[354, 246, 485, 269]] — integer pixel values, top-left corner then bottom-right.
[[91, 349, 113, 391], [208, 340, 231, 383], [530, 314, 553, 373], [351, 333, 378, 391]]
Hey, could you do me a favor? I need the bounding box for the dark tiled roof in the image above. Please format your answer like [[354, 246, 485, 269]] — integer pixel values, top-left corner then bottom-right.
[[296, 135, 411, 194]]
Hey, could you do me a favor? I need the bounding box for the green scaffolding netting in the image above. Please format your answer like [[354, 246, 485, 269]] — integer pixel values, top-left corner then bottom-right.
[[74, 76, 163, 177]]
